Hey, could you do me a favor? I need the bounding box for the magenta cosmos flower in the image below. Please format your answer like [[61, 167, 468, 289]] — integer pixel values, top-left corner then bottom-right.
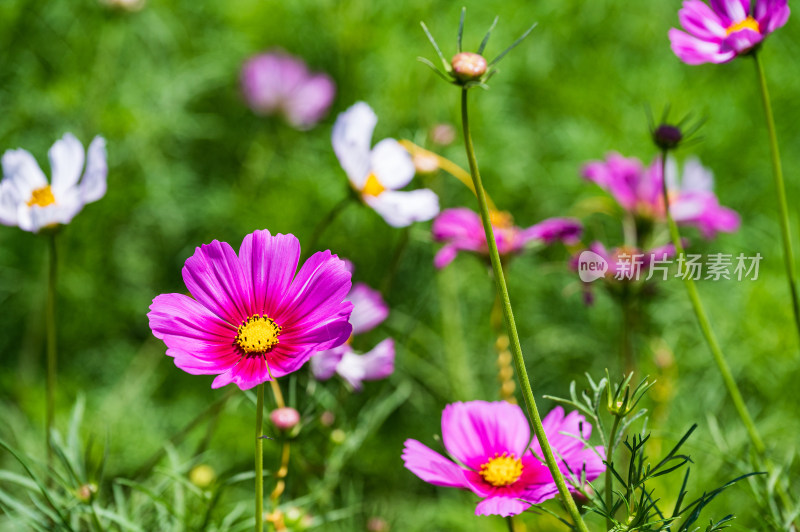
[[241, 51, 335, 130], [311, 282, 394, 391], [402, 401, 604, 517], [669, 0, 790, 64], [148, 230, 353, 390], [583, 153, 739, 239], [432, 207, 582, 269]]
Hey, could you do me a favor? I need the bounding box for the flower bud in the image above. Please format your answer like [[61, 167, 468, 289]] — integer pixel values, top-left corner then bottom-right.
[[320, 410, 335, 427], [367, 517, 390, 532], [451, 52, 487, 82], [189, 464, 216, 488], [330, 428, 346, 444], [76, 483, 98, 503], [270, 407, 300, 430], [653, 124, 683, 150], [430, 123, 456, 146]]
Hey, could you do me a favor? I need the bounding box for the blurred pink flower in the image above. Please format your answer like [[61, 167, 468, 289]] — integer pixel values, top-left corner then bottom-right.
[[333, 102, 439, 227], [0, 133, 107, 233], [582, 153, 739, 239], [432, 207, 582, 269], [311, 282, 394, 391], [148, 230, 353, 390], [402, 401, 604, 517], [270, 407, 300, 430], [241, 51, 335, 130], [669, 0, 790, 64]]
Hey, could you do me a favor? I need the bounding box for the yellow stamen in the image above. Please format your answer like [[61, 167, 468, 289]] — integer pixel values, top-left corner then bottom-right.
[[489, 210, 514, 229], [27, 185, 56, 208], [361, 173, 386, 197], [479, 452, 523, 487], [726, 16, 760, 35], [235, 315, 281, 355]]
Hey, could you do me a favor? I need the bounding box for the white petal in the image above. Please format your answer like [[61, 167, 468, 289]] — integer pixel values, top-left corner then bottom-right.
[[1, 148, 47, 198], [364, 189, 440, 227], [48, 133, 85, 198], [332, 102, 376, 189], [680, 157, 714, 192], [26, 201, 83, 233], [0, 179, 19, 226], [370, 138, 415, 190], [80, 137, 108, 204]]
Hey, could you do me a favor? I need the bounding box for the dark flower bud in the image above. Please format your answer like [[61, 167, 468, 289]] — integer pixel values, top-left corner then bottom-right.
[[653, 124, 683, 150]]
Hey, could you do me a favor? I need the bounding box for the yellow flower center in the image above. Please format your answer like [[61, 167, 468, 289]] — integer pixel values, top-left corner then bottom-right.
[[726, 16, 760, 35], [235, 315, 282, 355], [361, 173, 386, 197], [479, 453, 523, 487], [27, 185, 56, 208]]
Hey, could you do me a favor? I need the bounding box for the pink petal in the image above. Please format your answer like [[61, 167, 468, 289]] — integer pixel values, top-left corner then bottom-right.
[[520, 217, 583, 246], [182, 240, 251, 325], [211, 355, 269, 390], [720, 27, 764, 54], [474, 496, 530, 517], [441, 401, 530, 470], [348, 283, 389, 335], [238, 230, 300, 318], [148, 293, 241, 375], [402, 439, 470, 489], [669, 28, 736, 64], [284, 73, 336, 129], [755, 0, 791, 33], [679, 0, 727, 39], [310, 345, 348, 380], [277, 250, 352, 330], [433, 244, 460, 269], [710, 0, 750, 22], [432, 208, 483, 242]]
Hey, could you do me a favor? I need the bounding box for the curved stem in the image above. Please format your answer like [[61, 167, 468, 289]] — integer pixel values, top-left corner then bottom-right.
[[460, 88, 589, 532], [658, 151, 764, 454], [255, 384, 264, 532], [754, 52, 800, 340], [45, 234, 57, 465], [305, 195, 352, 256], [605, 415, 621, 530]]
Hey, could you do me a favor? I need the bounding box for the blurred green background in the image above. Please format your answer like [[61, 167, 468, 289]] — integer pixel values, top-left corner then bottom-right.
[[0, 0, 798, 530]]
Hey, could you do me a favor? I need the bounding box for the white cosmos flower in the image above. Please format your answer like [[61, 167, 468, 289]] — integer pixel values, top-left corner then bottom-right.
[[332, 102, 439, 227], [0, 133, 107, 233]]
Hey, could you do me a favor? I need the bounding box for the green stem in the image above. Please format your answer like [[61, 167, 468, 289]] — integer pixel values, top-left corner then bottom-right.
[[754, 52, 800, 340], [45, 234, 57, 465], [605, 415, 621, 530], [658, 151, 764, 454], [620, 292, 635, 375], [305, 194, 352, 257], [506, 515, 516, 532], [255, 384, 264, 532], [460, 88, 589, 532]]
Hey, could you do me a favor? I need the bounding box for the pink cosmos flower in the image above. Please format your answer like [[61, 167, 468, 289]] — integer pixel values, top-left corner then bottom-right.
[[669, 0, 790, 64], [582, 153, 739, 239], [148, 230, 353, 390], [402, 401, 604, 517], [432, 207, 582, 269], [241, 51, 335, 130], [0, 133, 107, 233], [311, 282, 394, 390], [333, 102, 440, 227]]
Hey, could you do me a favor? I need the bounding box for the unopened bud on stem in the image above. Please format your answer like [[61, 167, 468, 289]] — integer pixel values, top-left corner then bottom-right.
[[451, 52, 487, 82]]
